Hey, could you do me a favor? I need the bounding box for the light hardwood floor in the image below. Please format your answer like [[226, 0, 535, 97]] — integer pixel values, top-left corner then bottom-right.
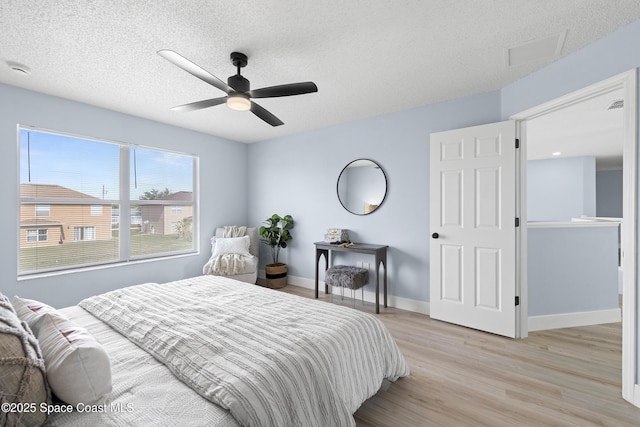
[[279, 285, 640, 426]]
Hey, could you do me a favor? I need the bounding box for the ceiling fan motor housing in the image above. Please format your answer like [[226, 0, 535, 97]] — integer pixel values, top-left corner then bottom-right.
[[228, 74, 249, 92]]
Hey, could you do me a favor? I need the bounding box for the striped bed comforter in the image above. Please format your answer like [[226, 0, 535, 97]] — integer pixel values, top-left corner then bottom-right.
[[78, 275, 409, 427]]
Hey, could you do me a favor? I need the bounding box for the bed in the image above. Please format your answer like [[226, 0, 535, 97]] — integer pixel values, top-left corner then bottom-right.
[[34, 275, 409, 426]]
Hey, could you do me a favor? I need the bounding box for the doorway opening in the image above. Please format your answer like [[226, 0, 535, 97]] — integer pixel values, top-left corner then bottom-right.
[[511, 69, 638, 405], [525, 88, 624, 331]]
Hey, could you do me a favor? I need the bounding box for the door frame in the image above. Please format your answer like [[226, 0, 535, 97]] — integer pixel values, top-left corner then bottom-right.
[[510, 69, 638, 405]]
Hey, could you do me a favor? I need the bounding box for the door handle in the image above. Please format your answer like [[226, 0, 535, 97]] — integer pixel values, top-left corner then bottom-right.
[[432, 233, 439, 239]]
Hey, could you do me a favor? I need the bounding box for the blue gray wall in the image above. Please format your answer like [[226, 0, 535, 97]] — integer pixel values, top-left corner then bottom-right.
[[597, 169, 624, 217], [247, 91, 502, 302], [528, 225, 619, 316], [527, 157, 596, 221], [0, 83, 248, 308]]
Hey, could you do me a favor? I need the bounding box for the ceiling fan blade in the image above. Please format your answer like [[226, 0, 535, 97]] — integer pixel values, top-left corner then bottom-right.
[[170, 97, 227, 112], [250, 101, 284, 126], [249, 82, 318, 99], [158, 49, 230, 94]]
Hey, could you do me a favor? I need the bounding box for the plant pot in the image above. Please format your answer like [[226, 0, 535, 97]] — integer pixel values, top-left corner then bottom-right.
[[265, 263, 288, 289]]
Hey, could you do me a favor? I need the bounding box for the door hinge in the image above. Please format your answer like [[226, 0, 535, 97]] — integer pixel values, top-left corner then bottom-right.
[[515, 138, 520, 149], [515, 217, 520, 227], [515, 296, 520, 306]]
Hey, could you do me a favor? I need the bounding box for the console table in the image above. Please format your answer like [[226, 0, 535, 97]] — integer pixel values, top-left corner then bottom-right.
[[314, 242, 389, 313]]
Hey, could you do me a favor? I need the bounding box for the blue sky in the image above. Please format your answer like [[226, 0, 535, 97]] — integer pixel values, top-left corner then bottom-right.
[[19, 129, 193, 200]]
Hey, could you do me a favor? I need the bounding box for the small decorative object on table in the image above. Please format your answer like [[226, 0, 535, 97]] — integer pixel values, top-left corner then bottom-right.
[[324, 228, 349, 244]]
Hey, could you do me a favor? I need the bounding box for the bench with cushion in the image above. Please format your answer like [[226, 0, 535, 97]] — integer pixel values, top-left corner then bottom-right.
[[325, 265, 368, 308]]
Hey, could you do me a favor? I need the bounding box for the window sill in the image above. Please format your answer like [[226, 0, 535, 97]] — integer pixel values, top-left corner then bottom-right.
[[17, 251, 200, 281]]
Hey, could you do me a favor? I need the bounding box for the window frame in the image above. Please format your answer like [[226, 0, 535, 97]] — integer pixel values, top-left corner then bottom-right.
[[90, 205, 103, 216], [26, 229, 48, 243], [73, 226, 96, 241], [35, 204, 50, 217], [18, 125, 199, 277]]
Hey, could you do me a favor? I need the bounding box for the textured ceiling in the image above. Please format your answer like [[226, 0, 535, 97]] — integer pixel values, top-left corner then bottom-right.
[[1, 1, 640, 143]]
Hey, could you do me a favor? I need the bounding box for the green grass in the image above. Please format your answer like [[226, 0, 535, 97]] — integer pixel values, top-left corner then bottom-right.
[[130, 232, 193, 255], [20, 232, 193, 273]]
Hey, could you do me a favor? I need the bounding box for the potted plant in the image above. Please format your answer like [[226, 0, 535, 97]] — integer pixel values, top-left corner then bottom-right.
[[259, 214, 294, 289]]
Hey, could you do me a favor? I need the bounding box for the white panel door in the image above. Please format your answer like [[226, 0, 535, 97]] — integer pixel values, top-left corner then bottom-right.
[[430, 120, 517, 337]]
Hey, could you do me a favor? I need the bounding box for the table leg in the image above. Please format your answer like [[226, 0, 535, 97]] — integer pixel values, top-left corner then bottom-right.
[[375, 264, 380, 314], [315, 249, 322, 298], [315, 250, 319, 299], [383, 259, 387, 308], [323, 250, 329, 294], [315, 248, 329, 298]]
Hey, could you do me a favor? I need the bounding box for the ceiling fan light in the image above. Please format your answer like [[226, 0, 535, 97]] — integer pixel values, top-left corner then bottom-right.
[[227, 94, 251, 111]]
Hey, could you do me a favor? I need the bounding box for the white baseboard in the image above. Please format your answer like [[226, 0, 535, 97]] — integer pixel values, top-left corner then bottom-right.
[[263, 272, 620, 332], [528, 308, 621, 331], [264, 272, 431, 315]]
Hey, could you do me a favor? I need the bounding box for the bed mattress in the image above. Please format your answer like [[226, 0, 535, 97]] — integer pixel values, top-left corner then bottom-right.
[[46, 306, 239, 427]]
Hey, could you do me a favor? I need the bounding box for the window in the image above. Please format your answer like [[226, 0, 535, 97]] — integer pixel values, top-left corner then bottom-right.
[[35, 205, 50, 217], [90, 205, 103, 216], [19, 127, 197, 275], [26, 229, 48, 243], [130, 147, 195, 258], [73, 226, 96, 241]]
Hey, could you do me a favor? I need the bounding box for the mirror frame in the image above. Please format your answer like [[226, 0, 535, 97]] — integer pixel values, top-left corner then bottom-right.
[[336, 158, 388, 215]]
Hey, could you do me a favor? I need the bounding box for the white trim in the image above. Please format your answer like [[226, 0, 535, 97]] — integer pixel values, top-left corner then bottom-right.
[[511, 69, 638, 407], [516, 120, 528, 339], [528, 309, 621, 332], [621, 69, 639, 405], [511, 73, 633, 121], [270, 273, 432, 315], [18, 251, 199, 281], [384, 293, 430, 315], [279, 273, 620, 331], [526, 221, 621, 228]]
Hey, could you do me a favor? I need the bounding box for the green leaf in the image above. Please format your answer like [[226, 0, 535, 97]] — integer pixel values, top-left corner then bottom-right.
[[259, 214, 294, 260]]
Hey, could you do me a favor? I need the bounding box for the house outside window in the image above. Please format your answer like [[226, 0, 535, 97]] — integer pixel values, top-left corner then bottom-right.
[[18, 127, 197, 276]]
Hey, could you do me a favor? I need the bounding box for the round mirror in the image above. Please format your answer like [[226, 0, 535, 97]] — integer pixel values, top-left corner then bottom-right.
[[337, 159, 388, 215]]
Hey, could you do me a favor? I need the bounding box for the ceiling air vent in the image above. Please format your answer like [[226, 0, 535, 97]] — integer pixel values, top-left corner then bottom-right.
[[506, 30, 567, 67], [607, 100, 624, 110]]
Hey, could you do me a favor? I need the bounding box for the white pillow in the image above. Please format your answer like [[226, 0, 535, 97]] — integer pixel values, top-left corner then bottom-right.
[[213, 235, 251, 257], [12, 296, 68, 336], [37, 314, 112, 405]]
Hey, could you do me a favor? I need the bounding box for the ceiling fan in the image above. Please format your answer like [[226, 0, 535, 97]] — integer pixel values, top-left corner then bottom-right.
[[157, 50, 318, 127]]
